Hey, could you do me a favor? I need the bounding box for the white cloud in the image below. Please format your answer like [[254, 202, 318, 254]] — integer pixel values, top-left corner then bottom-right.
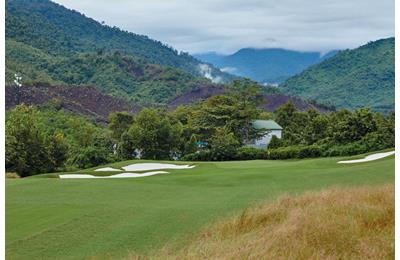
[[54, 0, 394, 54]]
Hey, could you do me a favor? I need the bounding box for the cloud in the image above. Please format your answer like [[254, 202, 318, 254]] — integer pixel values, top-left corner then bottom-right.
[[198, 64, 223, 83], [54, 0, 394, 54]]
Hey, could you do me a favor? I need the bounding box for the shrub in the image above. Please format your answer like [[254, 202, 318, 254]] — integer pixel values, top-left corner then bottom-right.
[[71, 146, 110, 169], [267, 145, 323, 160], [268, 135, 282, 149], [234, 147, 267, 160], [182, 150, 213, 161]]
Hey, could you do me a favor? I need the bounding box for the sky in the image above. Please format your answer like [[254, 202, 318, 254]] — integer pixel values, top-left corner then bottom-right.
[[54, 0, 394, 55]]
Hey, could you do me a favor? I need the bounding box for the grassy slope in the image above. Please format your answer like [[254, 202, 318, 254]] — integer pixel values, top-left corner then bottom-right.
[[6, 154, 394, 259], [150, 184, 393, 259]]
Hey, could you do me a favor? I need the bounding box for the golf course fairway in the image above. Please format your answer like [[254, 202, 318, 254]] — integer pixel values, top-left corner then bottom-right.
[[6, 153, 395, 259]]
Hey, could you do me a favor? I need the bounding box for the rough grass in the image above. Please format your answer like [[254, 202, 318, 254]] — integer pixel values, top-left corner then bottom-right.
[[141, 184, 394, 259], [5, 172, 20, 179]]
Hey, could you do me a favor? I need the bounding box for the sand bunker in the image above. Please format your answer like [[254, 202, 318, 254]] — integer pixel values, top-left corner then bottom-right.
[[94, 167, 122, 172], [122, 163, 195, 171], [59, 171, 169, 179], [338, 151, 395, 164]]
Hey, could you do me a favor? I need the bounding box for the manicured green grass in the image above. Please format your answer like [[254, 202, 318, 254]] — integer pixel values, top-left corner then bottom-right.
[[6, 154, 394, 259]]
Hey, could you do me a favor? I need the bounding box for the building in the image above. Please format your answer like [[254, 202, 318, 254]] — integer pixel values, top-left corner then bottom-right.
[[248, 120, 283, 148]]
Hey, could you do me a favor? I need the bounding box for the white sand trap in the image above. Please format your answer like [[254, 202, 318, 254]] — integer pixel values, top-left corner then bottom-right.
[[338, 151, 395, 164], [59, 171, 169, 179], [94, 167, 122, 172], [122, 163, 195, 172]]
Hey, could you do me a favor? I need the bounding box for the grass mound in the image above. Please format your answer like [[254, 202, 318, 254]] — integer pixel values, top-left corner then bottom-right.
[[145, 184, 394, 259]]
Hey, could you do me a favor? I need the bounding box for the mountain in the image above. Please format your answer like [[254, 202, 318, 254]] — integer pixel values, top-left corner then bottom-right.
[[280, 38, 394, 112], [194, 49, 337, 83], [6, 39, 223, 104], [6, 0, 233, 81], [5, 0, 234, 105]]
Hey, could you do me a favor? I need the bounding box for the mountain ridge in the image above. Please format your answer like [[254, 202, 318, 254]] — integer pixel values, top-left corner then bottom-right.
[[280, 37, 394, 112], [194, 48, 338, 83], [6, 0, 233, 82]]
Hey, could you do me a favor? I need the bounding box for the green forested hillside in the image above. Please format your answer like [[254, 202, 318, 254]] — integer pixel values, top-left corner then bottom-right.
[[6, 40, 211, 104], [5, 0, 231, 79], [5, 0, 232, 104], [280, 38, 394, 112]]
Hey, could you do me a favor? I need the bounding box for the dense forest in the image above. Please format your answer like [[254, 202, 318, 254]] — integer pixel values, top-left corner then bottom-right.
[[5, 0, 231, 80], [6, 81, 394, 176], [5, 0, 234, 105], [281, 38, 395, 112], [6, 40, 215, 104]]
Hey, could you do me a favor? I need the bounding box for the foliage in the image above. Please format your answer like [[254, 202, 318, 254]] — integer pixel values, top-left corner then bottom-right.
[[5, 40, 214, 104], [127, 108, 183, 160], [281, 38, 395, 112], [5, 0, 231, 80], [189, 80, 263, 143], [267, 145, 323, 160], [109, 112, 134, 140], [71, 146, 110, 169], [5, 0, 235, 105], [117, 132, 135, 160], [268, 135, 282, 149], [208, 127, 240, 160], [5, 105, 67, 176], [5, 104, 109, 174]]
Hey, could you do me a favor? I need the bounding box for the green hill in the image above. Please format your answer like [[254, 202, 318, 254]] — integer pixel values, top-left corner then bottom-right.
[[5, 0, 232, 105], [280, 38, 394, 112], [6, 40, 214, 104], [6, 0, 231, 80]]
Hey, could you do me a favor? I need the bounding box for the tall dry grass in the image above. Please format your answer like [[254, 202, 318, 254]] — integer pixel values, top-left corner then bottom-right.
[[131, 184, 394, 260]]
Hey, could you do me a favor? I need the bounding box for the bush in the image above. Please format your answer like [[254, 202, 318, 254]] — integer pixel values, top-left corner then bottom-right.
[[234, 147, 267, 160], [268, 135, 282, 149], [71, 146, 110, 168], [267, 145, 323, 160], [182, 150, 213, 161]]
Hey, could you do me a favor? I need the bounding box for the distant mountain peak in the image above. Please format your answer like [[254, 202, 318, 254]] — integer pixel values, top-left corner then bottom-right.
[[194, 47, 337, 83]]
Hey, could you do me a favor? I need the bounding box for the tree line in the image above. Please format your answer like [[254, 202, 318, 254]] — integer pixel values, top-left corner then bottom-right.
[[5, 80, 394, 176]]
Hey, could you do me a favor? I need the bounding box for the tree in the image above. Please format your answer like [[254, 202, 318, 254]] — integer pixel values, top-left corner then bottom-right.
[[209, 127, 240, 160], [108, 112, 134, 140], [184, 134, 198, 154], [128, 108, 183, 159], [71, 146, 109, 169], [329, 108, 377, 144], [46, 132, 68, 168], [117, 132, 135, 160], [190, 91, 261, 144], [6, 105, 55, 176], [275, 102, 309, 145]]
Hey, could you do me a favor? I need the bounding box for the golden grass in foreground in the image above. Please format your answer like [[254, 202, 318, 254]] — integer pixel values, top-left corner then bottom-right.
[[132, 184, 394, 260]]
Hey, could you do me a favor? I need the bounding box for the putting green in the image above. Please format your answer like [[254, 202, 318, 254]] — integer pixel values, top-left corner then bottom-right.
[[6, 154, 394, 259]]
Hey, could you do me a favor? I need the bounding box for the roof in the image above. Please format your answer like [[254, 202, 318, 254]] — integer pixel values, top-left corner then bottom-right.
[[252, 120, 283, 130]]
